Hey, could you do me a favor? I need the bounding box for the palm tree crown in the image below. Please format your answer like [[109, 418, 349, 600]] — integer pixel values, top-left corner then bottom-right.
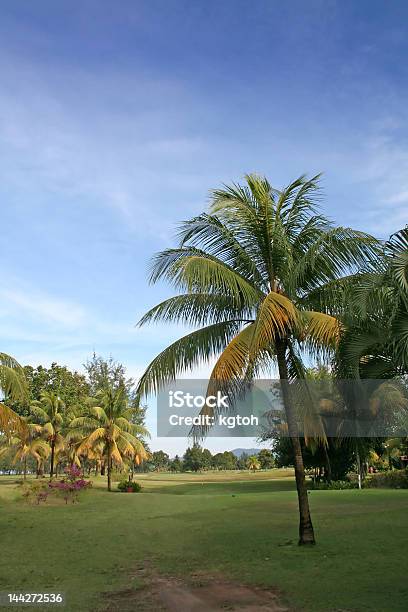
[[137, 174, 380, 396]]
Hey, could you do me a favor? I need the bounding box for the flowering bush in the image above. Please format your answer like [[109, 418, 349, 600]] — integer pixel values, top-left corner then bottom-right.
[[48, 465, 92, 504]]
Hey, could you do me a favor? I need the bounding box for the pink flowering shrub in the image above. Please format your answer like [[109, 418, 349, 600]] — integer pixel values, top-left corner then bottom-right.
[[48, 465, 92, 504]]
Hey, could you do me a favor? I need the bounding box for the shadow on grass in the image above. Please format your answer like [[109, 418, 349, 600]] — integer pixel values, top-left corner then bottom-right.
[[147, 479, 296, 495]]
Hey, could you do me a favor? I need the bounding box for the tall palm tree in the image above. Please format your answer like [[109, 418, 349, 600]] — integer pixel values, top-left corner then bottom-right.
[[0, 421, 50, 479], [68, 385, 149, 491], [0, 352, 27, 434], [136, 174, 380, 544], [30, 392, 65, 478]]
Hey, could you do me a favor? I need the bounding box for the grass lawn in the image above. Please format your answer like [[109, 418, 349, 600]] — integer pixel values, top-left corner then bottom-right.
[[0, 470, 407, 611]]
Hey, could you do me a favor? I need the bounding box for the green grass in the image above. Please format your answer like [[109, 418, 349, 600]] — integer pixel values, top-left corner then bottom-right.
[[1, 470, 407, 611]]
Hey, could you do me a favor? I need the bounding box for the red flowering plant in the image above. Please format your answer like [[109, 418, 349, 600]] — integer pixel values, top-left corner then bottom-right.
[[48, 465, 92, 504]]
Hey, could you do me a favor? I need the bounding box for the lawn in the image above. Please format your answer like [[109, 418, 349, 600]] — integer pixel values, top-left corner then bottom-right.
[[0, 470, 407, 611]]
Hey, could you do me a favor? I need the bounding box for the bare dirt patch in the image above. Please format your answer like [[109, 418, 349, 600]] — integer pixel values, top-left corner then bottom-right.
[[103, 567, 289, 611]]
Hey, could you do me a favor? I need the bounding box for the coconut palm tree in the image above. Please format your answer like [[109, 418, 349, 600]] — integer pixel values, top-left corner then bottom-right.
[[0, 421, 50, 479], [68, 385, 149, 491], [339, 227, 408, 378], [136, 174, 380, 544], [30, 392, 65, 478], [0, 352, 27, 434]]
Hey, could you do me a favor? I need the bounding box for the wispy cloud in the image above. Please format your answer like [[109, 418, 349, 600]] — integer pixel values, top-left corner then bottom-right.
[[0, 288, 86, 327]]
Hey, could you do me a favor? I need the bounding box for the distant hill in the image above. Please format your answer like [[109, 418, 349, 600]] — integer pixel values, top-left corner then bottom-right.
[[231, 448, 259, 458]]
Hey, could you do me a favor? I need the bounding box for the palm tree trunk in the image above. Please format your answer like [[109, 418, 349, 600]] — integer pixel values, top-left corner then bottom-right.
[[356, 448, 362, 490], [50, 438, 55, 479], [276, 342, 316, 545], [23, 456, 27, 480], [107, 446, 112, 491], [323, 445, 332, 483]]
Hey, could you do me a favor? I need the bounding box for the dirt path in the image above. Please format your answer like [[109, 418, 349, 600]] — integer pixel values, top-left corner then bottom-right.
[[103, 568, 289, 611]]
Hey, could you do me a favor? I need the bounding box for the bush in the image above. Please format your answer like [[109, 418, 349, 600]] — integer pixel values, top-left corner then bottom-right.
[[117, 480, 142, 493], [21, 466, 92, 505], [308, 480, 358, 490], [365, 469, 408, 489], [21, 480, 50, 504]]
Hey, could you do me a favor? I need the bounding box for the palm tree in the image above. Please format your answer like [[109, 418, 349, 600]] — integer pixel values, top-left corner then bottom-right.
[[247, 455, 261, 472], [339, 227, 408, 378], [30, 392, 65, 478], [68, 385, 149, 491], [136, 174, 379, 544], [0, 421, 50, 479], [0, 352, 27, 434]]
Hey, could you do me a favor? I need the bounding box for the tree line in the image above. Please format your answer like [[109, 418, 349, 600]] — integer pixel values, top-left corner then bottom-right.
[[148, 447, 275, 472]]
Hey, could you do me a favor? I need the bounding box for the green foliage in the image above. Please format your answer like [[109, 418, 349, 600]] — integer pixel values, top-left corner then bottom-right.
[[151, 450, 170, 471], [169, 455, 183, 472], [183, 445, 212, 472], [365, 469, 408, 489], [117, 480, 142, 492], [20, 479, 50, 504], [308, 480, 358, 490], [257, 448, 275, 469], [13, 363, 89, 415], [212, 451, 237, 470], [272, 436, 355, 481]]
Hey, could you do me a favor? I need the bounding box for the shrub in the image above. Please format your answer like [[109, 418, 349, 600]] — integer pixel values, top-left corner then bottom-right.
[[48, 465, 92, 504], [308, 480, 358, 490], [117, 480, 142, 493], [21, 480, 50, 505], [365, 469, 408, 489]]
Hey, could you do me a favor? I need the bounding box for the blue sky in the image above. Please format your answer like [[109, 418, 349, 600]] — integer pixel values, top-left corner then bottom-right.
[[1, 0, 407, 454]]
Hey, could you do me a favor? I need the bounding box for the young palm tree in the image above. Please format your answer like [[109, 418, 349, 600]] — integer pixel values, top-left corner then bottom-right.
[[0, 352, 27, 434], [0, 421, 50, 479], [136, 174, 380, 544], [30, 392, 65, 478], [247, 455, 261, 472], [68, 385, 149, 491]]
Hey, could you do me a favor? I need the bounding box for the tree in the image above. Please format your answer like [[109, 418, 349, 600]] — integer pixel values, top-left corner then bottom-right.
[[212, 451, 237, 470], [30, 392, 65, 478], [19, 363, 89, 411], [69, 385, 149, 491], [152, 450, 170, 471], [339, 227, 408, 378], [183, 445, 212, 472], [258, 449, 275, 470], [136, 174, 380, 544], [237, 452, 249, 470], [0, 421, 50, 479], [170, 455, 183, 472], [84, 354, 133, 395], [247, 455, 261, 471], [85, 355, 148, 441], [0, 352, 27, 434]]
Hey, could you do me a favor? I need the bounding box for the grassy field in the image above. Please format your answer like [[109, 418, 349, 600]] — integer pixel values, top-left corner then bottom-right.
[[0, 470, 407, 611]]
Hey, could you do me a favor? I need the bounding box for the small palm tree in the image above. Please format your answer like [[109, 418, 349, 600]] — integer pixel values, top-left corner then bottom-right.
[[247, 455, 261, 472], [68, 385, 149, 491], [136, 174, 380, 544], [0, 352, 27, 434], [0, 421, 50, 479], [30, 392, 65, 478]]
